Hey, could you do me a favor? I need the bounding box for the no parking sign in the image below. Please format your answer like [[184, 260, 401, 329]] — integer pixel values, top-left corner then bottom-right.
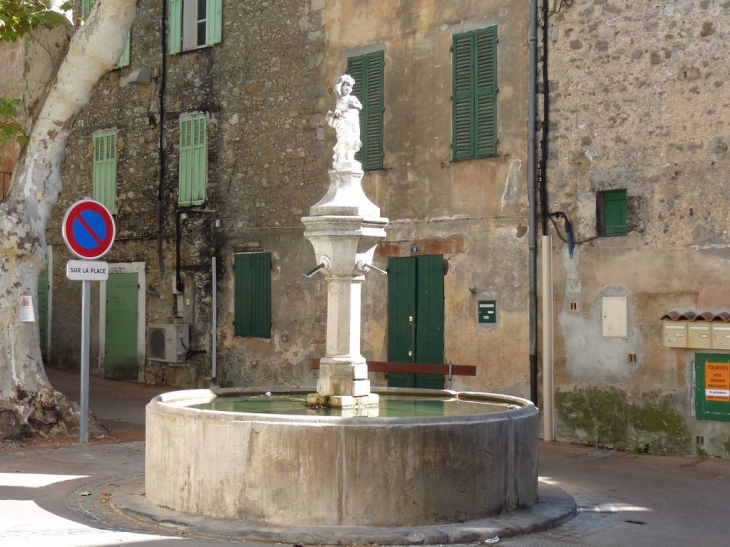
[[60, 198, 115, 443], [62, 198, 115, 260]]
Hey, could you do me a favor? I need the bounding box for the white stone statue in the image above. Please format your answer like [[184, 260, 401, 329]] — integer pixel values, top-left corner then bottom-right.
[[326, 74, 362, 164]]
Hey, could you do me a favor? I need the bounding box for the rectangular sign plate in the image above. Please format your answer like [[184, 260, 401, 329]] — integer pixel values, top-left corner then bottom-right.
[[66, 260, 109, 281]]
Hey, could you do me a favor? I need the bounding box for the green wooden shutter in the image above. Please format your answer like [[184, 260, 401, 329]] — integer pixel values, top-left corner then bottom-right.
[[452, 32, 475, 160], [117, 31, 131, 68], [178, 114, 206, 206], [453, 27, 498, 160], [82, 0, 95, 19], [348, 52, 384, 170], [234, 253, 272, 338], [168, 0, 182, 55], [93, 130, 117, 213], [604, 190, 627, 235], [474, 27, 498, 157], [207, 0, 223, 45]]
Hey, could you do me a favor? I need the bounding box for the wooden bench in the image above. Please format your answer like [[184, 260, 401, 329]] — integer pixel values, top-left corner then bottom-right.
[[310, 359, 476, 389]]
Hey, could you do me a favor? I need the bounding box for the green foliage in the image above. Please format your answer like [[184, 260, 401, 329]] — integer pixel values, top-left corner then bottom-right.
[[0, 98, 27, 146], [0, 0, 71, 43]]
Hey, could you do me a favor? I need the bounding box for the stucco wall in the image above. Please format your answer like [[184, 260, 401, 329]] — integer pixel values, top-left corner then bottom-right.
[[325, 0, 532, 396], [50, 0, 533, 398], [545, 0, 730, 456]]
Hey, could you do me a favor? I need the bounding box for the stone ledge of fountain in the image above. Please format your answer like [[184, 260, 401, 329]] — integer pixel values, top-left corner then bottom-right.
[[145, 387, 541, 528], [112, 474, 576, 545]]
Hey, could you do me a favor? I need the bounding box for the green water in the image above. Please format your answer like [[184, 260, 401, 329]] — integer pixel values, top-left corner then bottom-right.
[[189, 394, 512, 417]]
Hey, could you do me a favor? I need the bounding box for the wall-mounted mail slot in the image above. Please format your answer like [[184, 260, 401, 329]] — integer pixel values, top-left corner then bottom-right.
[[688, 324, 712, 349], [712, 324, 730, 350], [663, 322, 688, 348]]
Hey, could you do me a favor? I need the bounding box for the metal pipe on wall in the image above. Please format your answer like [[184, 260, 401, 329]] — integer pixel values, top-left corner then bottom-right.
[[211, 256, 217, 385], [528, 0, 539, 406], [541, 235, 555, 441]]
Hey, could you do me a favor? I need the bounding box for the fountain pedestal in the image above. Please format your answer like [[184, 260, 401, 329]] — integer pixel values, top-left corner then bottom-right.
[[303, 162, 387, 408]]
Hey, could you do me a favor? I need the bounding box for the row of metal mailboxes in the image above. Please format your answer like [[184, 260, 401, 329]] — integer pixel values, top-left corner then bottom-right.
[[663, 322, 730, 349]]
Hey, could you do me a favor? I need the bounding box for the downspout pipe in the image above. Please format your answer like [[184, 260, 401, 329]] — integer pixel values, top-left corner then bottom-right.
[[528, 0, 539, 406], [157, 0, 168, 276]]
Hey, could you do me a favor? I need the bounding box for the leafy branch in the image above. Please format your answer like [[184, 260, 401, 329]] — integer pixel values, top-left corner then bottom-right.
[[0, 0, 71, 42]]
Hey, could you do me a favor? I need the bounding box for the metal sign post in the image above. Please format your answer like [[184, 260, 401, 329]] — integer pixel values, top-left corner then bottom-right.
[[62, 198, 115, 443]]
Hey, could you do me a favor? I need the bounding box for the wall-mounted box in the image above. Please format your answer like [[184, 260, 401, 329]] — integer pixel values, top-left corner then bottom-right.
[[663, 322, 688, 348], [695, 353, 730, 422], [478, 300, 497, 324], [712, 324, 730, 350], [602, 297, 627, 338], [688, 323, 712, 349]]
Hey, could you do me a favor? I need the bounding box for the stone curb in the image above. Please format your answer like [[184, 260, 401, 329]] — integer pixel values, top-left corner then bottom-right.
[[110, 477, 577, 545]]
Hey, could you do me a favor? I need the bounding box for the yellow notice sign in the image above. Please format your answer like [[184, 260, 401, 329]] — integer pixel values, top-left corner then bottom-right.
[[706, 362, 730, 402]]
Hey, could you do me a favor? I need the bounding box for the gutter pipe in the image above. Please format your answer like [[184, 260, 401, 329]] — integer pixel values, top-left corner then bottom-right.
[[528, 0, 539, 406]]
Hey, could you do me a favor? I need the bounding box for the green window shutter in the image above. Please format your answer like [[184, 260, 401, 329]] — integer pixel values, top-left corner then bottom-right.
[[348, 51, 384, 170], [234, 253, 272, 338], [207, 0, 223, 45], [604, 190, 627, 235], [93, 130, 117, 214], [474, 27, 498, 158], [178, 114, 207, 206], [82, 0, 95, 19], [168, 0, 182, 55], [117, 31, 131, 68], [452, 27, 498, 160], [452, 32, 475, 160]]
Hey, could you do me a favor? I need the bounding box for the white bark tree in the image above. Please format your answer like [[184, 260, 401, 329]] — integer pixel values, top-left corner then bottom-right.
[[0, 0, 137, 439]]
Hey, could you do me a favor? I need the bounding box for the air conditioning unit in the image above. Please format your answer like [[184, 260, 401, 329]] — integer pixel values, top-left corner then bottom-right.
[[147, 324, 189, 364]]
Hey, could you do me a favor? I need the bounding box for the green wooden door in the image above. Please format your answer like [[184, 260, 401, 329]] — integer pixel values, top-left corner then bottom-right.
[[37, 270, 48, 362], [387, 256, 444, 389], [105, 273, 138, 380]]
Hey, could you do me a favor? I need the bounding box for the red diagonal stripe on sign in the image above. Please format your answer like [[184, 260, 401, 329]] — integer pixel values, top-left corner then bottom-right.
[[76, 212, 104, 246]]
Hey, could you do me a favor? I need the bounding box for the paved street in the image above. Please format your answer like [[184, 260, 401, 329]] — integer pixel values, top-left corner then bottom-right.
[[0, 369, 728, 546]]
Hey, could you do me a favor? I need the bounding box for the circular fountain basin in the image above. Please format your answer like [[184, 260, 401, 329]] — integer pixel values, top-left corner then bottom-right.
[[146, 388, 539, 527]]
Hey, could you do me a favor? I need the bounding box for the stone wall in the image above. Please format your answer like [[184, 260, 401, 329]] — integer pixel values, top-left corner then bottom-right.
[[545, 0, 730, 456]]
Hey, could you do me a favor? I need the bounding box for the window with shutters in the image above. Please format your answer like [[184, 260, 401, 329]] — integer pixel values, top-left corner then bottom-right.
[[82, 0, 130, 68], [93, 129, 118, 213], [178, 113, 207, 206], [597, 189, 628, 236], [168, 0, 223, 55], [347, 51, 384, 170], [452, 27, 498, 160], [234, 253, 272, 338]]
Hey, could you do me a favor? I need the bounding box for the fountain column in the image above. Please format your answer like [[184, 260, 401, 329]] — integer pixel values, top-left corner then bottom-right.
[[303, 161, 387, 408]]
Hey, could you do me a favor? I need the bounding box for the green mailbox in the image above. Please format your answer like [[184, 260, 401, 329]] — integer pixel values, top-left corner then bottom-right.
[[478, 300, 497, 324]]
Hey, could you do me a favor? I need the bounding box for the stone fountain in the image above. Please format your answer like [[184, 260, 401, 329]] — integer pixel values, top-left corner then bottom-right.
[[142, 75, 541, 538], [302, 73, 387, 411]]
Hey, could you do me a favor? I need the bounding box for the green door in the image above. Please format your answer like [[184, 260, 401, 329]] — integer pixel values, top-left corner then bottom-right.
[[105, 273, 138, 380], [37, 270, 48, 362], [387, 255, 444, 389]]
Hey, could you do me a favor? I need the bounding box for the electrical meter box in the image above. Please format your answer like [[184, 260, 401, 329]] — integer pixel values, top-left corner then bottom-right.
[[663, 322, 688, 348], [688, 323, 712, 349]]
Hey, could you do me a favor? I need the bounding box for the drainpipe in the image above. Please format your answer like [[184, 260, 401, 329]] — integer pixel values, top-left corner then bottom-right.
[[157, 0, 168, 276], [528, 0, 539, 406]]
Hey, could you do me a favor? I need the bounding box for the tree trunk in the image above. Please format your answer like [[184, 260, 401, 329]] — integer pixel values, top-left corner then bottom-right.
[[0, 0, 137, 440]]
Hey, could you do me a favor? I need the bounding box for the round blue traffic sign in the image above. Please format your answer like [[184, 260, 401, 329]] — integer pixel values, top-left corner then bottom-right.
[[62, 199, 115, 259]]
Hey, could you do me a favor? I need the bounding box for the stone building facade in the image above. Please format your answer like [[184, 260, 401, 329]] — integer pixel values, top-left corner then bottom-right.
[[544, 0, 730, 457], [49, 0, 730, 458], [49, 0, 532, 400]]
